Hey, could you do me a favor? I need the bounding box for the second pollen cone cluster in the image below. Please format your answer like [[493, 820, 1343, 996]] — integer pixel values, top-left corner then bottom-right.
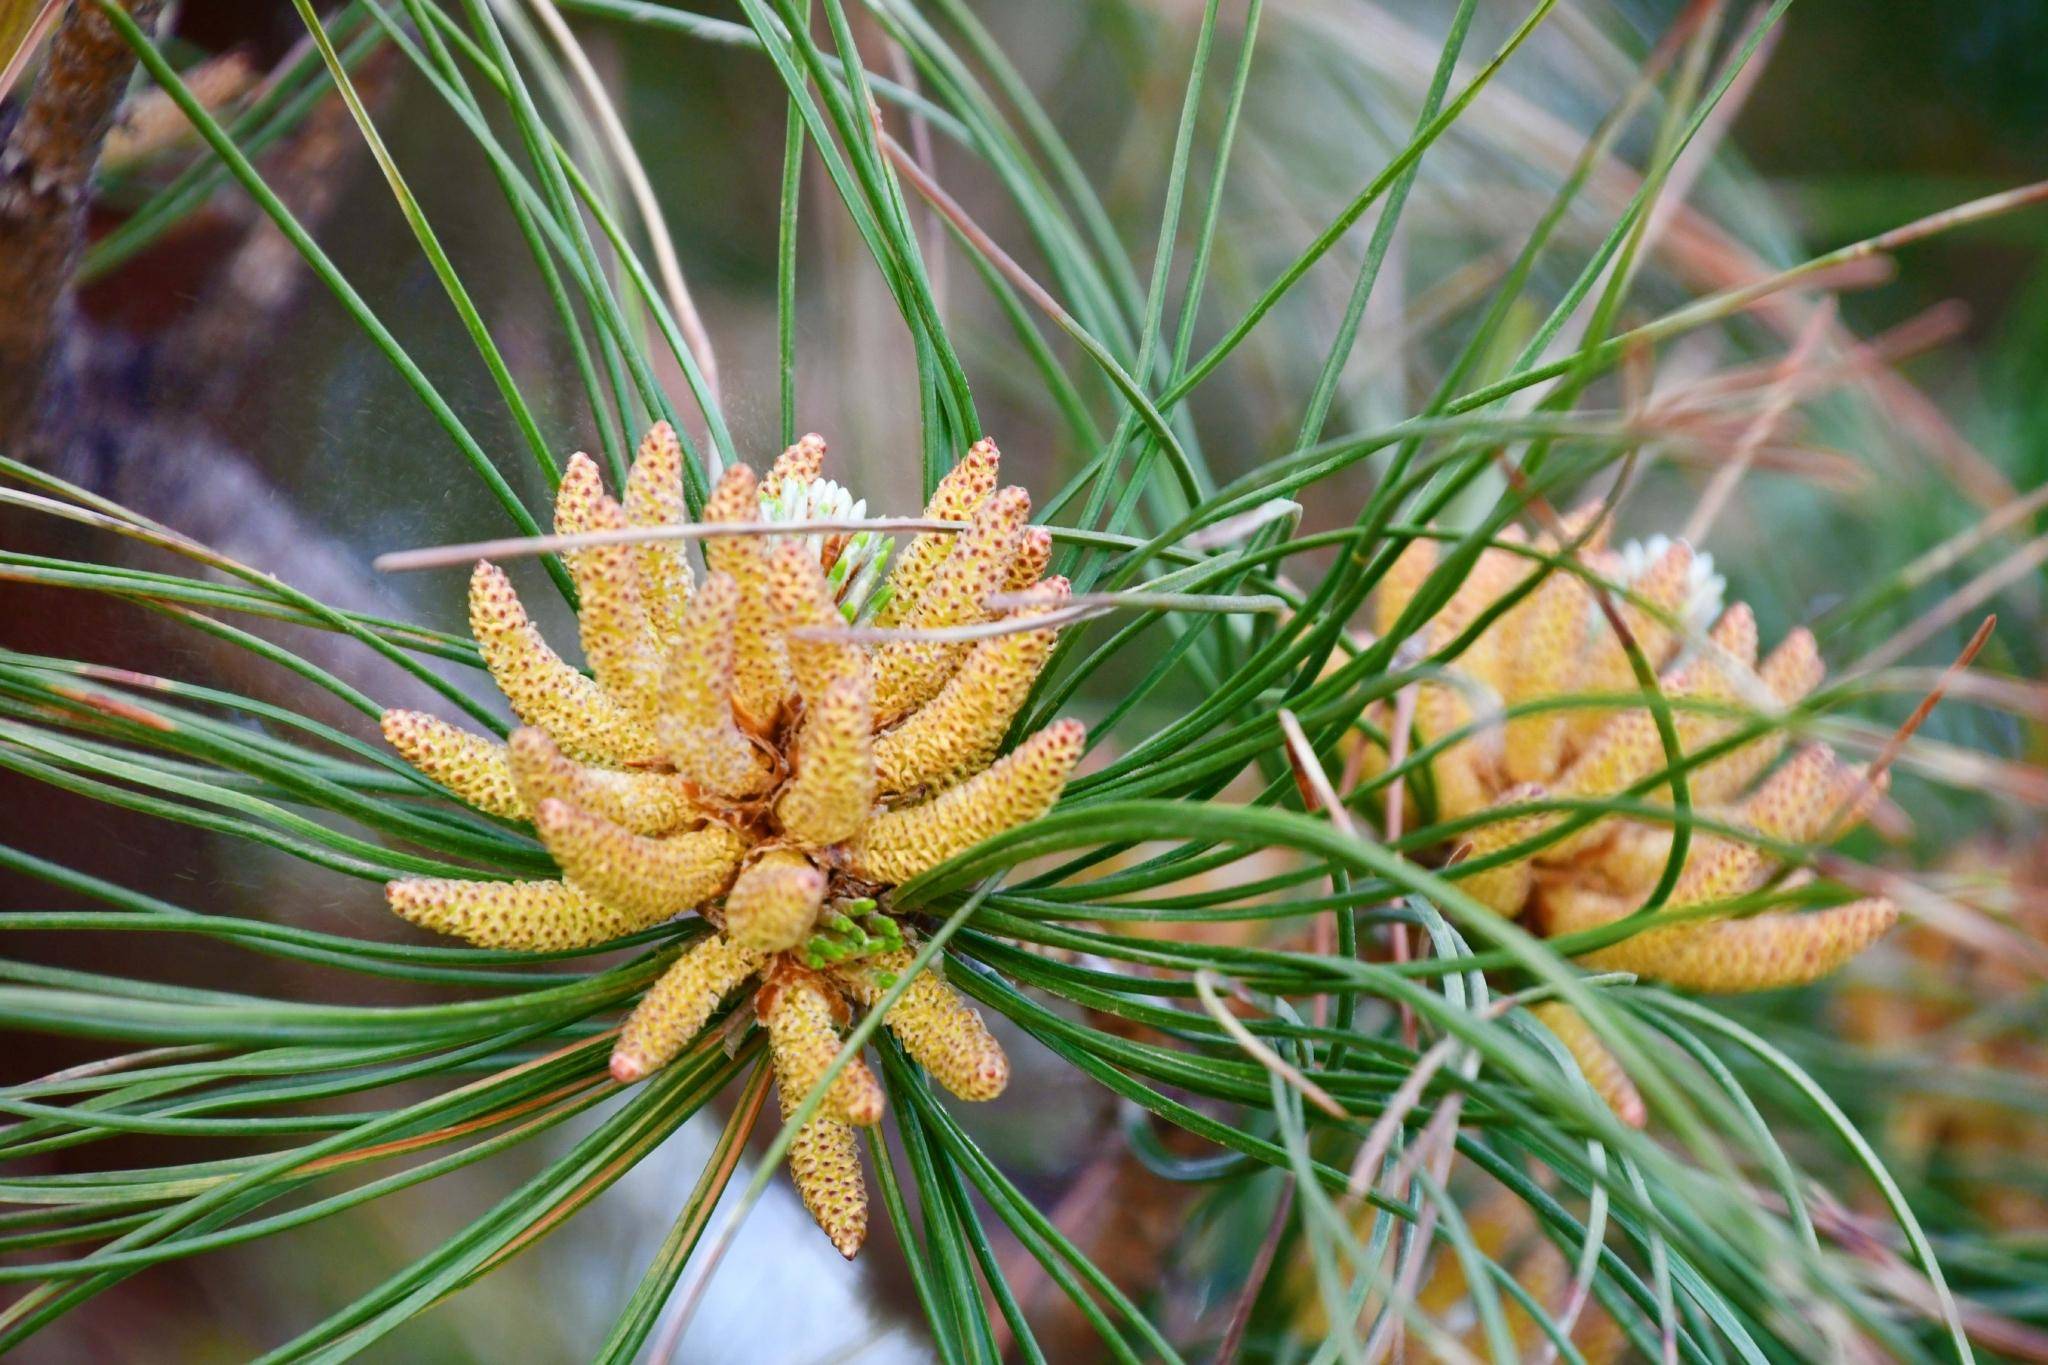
[[1355, 511, 1896, 1127]]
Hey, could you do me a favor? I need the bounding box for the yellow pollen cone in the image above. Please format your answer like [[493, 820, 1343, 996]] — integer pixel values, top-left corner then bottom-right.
[[1687, 627, 1825, 804], [1533, 882, 1635, 940], [611, 932, 765, 1082], [1569, 539, 1694, 744], [702, 463, 792, 730], [468, 561, 659, 766], [876, 438, 1000, 627], [624, 421, 694, 646], [913, 486, 1031, 630], [1450, 784, 1549, 917], [1530, 1001, 1646, 1128], [769, 540, 866, 703], [1761, 627, 1825, 703], [1412, 680, 1490, 824], [571, 492, 662, 718], [762, 965, 886, 1127], [786, 1114, 867, 1259], [873, 579, 1066, 796], [1373, 536, 1438, 641], [834, 949, 1010, 1101], [1548, 501, 1614, 553], [505, 727, 702, 837], [1501, 569, 1589, 785], [1005, 525, 1053, 592], [1585, 898, 1899, 993], [1668, 835, 1771, 907], [1545, 671, 1711, 863], [380, 710, 524, 819], [849, 719, 1084, 883], [1588, 821, 1679, 896], [1740, 745, 1841, 845], [534, 799, 746, 922], [725, 848, 827, 953], [873, 485, 1030, 726], [655, 574, 775, 798], [551, 451, 608, 592], [776, 674, 876, 847], [1430, 534, 1525, 699], [386, 877, 638, 951], [764, 431, 827, 498]]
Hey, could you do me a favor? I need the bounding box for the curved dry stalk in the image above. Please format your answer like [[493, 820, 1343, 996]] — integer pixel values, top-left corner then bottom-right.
[[1191, 968, 1348, 1120], [1830, 615, 1993, 836], [375, 516, 971, 572], [1359, 1095, 1468, 1365], [524, 0, 722, 421], [1683, 301, 1831, 542]]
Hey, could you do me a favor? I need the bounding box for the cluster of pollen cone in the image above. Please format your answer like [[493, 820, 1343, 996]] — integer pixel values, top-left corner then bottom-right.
[[380, 424, 1083, 1255], [1358, 511, 1897, 1126]]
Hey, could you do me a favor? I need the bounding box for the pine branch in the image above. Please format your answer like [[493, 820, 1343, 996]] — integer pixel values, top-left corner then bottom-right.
[[0, 0, 160, 448]]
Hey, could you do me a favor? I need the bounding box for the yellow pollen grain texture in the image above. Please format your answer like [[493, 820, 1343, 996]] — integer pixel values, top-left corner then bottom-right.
[[1590, 822, 1678, 896], [850, 718, 1083, 884], [534, 799, 746, 923], [873, 583, 1065, 796], [386, 877, 635, 952], [1430, 536, 1525, 699], [1584, 898, 1899, 992], [1689, 627, 1827, 804], [1570, 540, 1693, 743], [1005, 525, 1053, 593], [765, 431, 827, 498], [552, 451, 608, 591], [776, 674, 876, 847], [1669, 835, 1770, 908], [769, 540, 867, 703], [1373, 536, 1438, 641], [655, 574, 774, 798], [875, 438, 1001, 628], [873, 486, 1030, 726], [1530, 1001, 1646, 1128], [701, 463, 792, 730], [570, 492, 662, 718], [835, 949, 1010, 1101], [468, 562, 659, 766], [624, 422, 694, 649], [506, 727, 701, 837], [1501, 569, 1588, 785], [1452, 784, 1548, 917], [612, 932, 765, 1082], [1412, 680, 1489, 823], [785, 1114, 867, 1259], [1740, 744, 1842, 845], [725, 848, 827, 953], [763, 968, 886, 1127], [1546, 673, 1706, 862], [380, 710, 524, 819]]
